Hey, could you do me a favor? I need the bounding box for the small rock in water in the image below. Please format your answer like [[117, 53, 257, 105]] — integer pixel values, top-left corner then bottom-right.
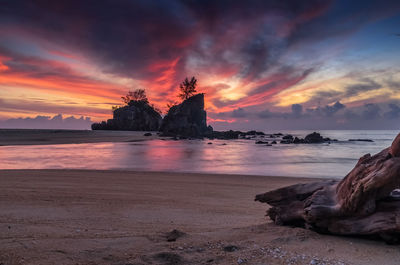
[[293, 137, 305, 144], [144, 132, 152, 136], [305, 132, 324, 143], [207, 142, 213, 144], [166, 229, 186, 242], [282, 135, 294, 140], [348, 139, 373, 142]]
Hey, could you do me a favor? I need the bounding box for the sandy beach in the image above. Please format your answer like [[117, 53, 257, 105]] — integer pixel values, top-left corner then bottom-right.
[[1, 169, 399, 265]]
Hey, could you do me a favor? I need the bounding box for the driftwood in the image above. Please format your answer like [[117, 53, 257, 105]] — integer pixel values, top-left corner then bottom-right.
[[255, 133, 400, 243]]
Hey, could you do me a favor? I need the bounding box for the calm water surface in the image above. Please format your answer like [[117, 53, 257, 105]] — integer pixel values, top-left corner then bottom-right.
[[0, 130, 397, 178]]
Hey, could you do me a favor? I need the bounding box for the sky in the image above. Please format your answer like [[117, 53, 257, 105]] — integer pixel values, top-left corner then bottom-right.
[[0, 0, 400, 130]]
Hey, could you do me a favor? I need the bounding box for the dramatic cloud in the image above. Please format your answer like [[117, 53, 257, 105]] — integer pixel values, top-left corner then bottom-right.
[[306, 101, 345, 117], [0, 114, 92, 129], [212, 101, 400, 130], [1, 1, 400, 129]]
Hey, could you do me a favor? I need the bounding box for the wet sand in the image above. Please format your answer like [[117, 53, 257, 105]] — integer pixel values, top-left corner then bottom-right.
[[0, 129, 163, 146], [1, 169, 399, 265]]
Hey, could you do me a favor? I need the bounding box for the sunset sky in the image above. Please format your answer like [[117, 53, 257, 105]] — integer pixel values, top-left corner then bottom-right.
[[1, 0, 400, 129]]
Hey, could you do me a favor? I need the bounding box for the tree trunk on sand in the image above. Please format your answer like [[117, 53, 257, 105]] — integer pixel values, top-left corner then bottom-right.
[[255, 133, 400, 243]]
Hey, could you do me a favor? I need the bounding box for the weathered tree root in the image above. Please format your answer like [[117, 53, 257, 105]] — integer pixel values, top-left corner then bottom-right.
[[255, 133, 400, 243]]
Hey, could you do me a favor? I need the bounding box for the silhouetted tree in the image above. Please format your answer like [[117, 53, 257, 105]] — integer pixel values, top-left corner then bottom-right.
[[179, 77, 197, 100], [121, 89, 149, 104], [166, 101, 178, 109]]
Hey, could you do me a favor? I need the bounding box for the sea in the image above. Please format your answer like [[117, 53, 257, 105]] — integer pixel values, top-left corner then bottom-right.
[[0, 130, 397, 179]]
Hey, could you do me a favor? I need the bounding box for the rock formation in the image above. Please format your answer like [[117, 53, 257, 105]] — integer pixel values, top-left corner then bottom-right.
[[275, 132, 335, 144], [304, 132, 324, 143], [160, 94, 212, 137], [92, 101, 162, 131], [255, 133, 400, 243]]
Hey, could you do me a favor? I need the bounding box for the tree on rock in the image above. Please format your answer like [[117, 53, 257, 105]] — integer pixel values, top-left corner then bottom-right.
[[92, 88, 162, 131], [179, 77, 197, 100], [121, 89, 149, 105]]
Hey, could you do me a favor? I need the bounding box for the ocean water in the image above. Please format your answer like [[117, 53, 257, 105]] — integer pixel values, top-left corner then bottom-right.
[[0, 130, 397, 178]]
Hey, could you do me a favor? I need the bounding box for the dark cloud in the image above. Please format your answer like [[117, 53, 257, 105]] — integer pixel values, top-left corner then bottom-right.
[[310, 90, 342, 104], [2, 0, 395, 98], [211, 98, 241, 109], [305, 101, 345, 117], [0, 114, 92, 129], [287, 0, 400, 47], [322, 101, 345, 116], [344, 78, 381, 97], [211, 101, 400, 130], [257, 109, 275, 119], [232, 107, 247, 118], [362, 103, 381, 120], [232, 101, 344, 121], [291, 104, 303, 118], [383, 103, 400, 119]]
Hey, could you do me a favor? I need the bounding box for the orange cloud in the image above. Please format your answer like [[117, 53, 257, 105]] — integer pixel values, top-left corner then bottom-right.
[[207, 117, 236, 123]]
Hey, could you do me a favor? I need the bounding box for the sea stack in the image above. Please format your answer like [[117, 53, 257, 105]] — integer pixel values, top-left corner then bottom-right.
[[160, 93, 212, 138], [92, 100, 162, 131]]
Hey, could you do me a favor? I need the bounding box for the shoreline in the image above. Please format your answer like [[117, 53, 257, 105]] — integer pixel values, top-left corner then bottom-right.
[[0, 129, 165, 146], [1, 169, 399, 265], [0, 128, 391, 147], [0, 168, 328, 181]]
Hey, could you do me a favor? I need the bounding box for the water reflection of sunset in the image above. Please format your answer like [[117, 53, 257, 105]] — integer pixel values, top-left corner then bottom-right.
[[1, 132, 394, 178]]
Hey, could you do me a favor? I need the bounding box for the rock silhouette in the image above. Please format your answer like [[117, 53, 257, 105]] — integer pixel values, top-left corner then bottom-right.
[[92, 101, 162, 131], [304, 132, 324, 143], [160, 94, 212, 137]]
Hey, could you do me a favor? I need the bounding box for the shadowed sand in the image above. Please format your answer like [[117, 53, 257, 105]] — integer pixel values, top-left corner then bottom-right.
[[1, 170, 399, 265], [0, 129, 163, 146]]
